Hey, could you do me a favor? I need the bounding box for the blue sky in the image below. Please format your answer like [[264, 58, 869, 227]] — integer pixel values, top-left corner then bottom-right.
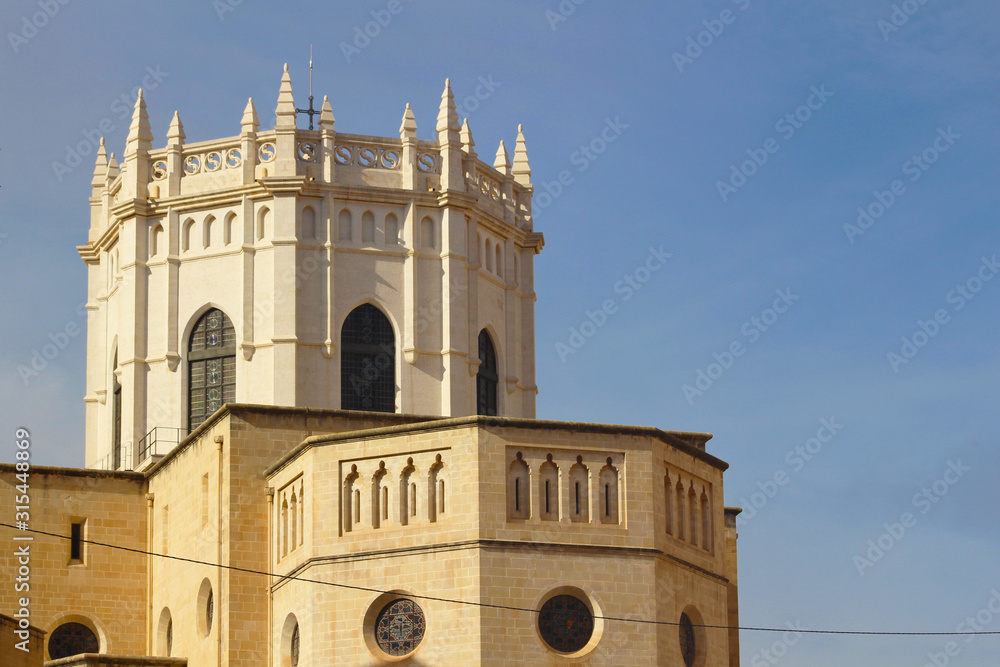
[[1, 1, 998, 664]]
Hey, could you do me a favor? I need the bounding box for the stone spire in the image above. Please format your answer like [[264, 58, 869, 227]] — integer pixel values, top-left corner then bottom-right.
[[319, 95, 335, 130], [275, 63, 296, 129], [92, 138, 108, 189], [400, 103, 417, 140], [167, 111, 185, 146], [512, 124, 531, 186], [494, 140, 511, 174], [125, 88, 153, 157], [460, 118, 476, 157], [436, 78, 460, 145], [241, 98, 259, 134]]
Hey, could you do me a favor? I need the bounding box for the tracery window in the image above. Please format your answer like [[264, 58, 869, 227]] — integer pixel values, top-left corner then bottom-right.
[[538, 595, 594, 654], [188, 308, 236, 431], [341, 304, 395, 412], [375, 598, 426, 657]]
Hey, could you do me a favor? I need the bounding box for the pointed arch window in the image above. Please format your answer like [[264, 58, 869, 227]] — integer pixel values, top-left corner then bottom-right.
[[477, 330, 498, 416], [112, 350, 122, 469], [341, 304, 395, 412], [188, 308, 237, 431]]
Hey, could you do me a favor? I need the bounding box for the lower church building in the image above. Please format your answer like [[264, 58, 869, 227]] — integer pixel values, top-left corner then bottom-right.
[[1, 68, 741, 666]]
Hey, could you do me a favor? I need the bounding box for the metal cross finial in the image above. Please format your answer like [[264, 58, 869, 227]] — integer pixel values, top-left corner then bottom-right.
[[295, 45, 319, 130]]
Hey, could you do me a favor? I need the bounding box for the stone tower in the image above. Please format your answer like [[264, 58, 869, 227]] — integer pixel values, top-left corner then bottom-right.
[[79, 66, 544, 470]]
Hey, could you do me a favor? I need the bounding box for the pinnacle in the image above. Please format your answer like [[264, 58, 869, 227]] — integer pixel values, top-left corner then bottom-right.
[[494, 140, 511, 172], [241, 98, 259, 133], [400, 103, 417, 139], [92, 138, 108, 187], [436, 78, 460, 137], [275, 63, 296, 128], [167, 111, 186, 145], [513, 124, 531, 185], [319, 95, 335, 129], [460, 118, 476, 155], [126, 88, 153, 153]]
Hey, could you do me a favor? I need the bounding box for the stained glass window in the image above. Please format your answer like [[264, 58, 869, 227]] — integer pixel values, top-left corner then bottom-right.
[[375, 598, 425, 657], [538, 595, 594, 653], [476, 330, 498, 416], [679, 612, 696, 666], [188, 309, 236, 431], [48, 622, 99, 660], [341, 304, 395, 412]]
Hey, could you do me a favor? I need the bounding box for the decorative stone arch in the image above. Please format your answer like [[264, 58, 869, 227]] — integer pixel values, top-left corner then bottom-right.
[[507, 452, 530, 520], [664, 470, 673, 535], [203, 214, 216, 249], [484, 238, 493, 271], [384, 212, 400, 245], [700, 488, 712, 552], [344, 464, 361, 532], [182, 217, 196, 252], [150, 222, 164, 257], [338, 207, 353, 242], [256, 206, 271, 241], [223, 211, 238, 245], [280, 494, 289, 557], [420, 215, 436, 249], [539, 454, 559, 521], [675, 480, 686, 541], [688, 484, 699, 546], [568, 456, 589, 522], [428, 454, 445, 523], [399, 457, 417, 526], [339, 301, 398, 413], [495, 243, 503, 277], [362, 209, 376, 244], [599, 458, 620, 524], [372, 461, 390, 528], [301, 205, 318, 240]]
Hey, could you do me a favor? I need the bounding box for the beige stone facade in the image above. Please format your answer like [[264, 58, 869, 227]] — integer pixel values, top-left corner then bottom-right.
[[1, 66, 740, 666]]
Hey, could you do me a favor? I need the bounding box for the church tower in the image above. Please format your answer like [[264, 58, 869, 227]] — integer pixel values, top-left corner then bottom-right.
[[79, 67, 544, 470]]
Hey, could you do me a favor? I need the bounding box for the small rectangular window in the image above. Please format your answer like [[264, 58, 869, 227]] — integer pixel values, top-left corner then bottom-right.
[[70, 521, 84, 563]]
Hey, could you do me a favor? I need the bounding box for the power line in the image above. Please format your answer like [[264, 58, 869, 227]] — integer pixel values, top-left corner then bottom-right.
[[3, 522, 999, 637]]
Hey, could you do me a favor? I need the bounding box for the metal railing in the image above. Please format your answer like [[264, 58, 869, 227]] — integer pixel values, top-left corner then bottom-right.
[[137, 426, 186, 464]]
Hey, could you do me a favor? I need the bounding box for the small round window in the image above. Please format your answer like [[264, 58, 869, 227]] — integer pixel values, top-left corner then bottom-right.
[[375, 598, 426, 657], [48, 622, 99, 660], [679, 612, 696, 666], [538, 594, 594, 653]]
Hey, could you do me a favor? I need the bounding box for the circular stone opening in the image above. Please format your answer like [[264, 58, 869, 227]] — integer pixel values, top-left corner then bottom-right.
[[374, 598, 426, 658], [537, 594, 595, 654], [48, 622, 100, 660]]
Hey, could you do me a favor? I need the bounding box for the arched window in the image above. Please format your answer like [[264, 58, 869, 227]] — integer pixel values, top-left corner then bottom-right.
[[344, 466, 359, 532], [281, 497, 288, 557], [372, 462, 387, 529], [569, 457, 589, 522], [539, 455, 559, 521], [385, 213, 399, 245], [182, 218, 195, 252], [187, 308, 236, 431], [362, 210, 375, 243], [688, 486, 699, 546], [290, 490, 298, 549], [112, 350, 122, 470], [507, 452, 530, 520], [298, 482, 305, 547], [676, 481, 686, 541], [48, 622, 100, 660], [203, 215, 216, 248], [476, 330, 498, 416], [701, 490, 712, 552], [495, 244, 503, 277], [338, 209, 352, 242], [341, 304, 395, 413], [399, 458, 415, 526], [665, 472, 673, 535], [256, 207, 270, 241], [428, 455, 444, 522], [157, 607, 173, 657], [224, 212, 237, 246], [599, 458, 619, 524], [485, 239, 493, 271]]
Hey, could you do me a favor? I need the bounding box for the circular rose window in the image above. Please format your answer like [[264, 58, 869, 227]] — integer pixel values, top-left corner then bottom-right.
[[538, 594, 594, 653], [375, 598, 426, 657], [679, 612, 696, 666]]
